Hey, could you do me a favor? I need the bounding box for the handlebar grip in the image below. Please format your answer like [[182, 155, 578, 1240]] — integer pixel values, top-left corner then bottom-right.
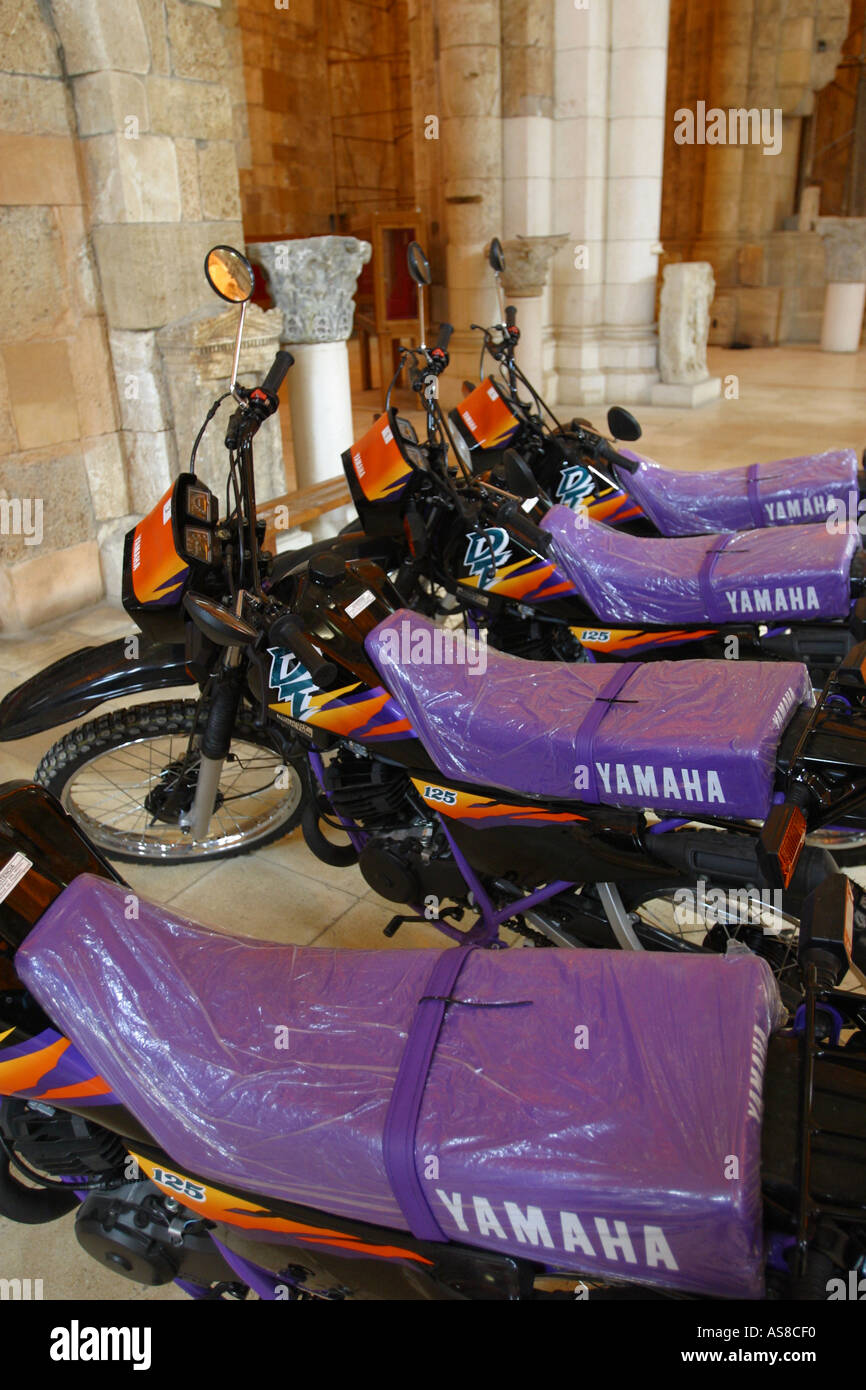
[[598, 438, 641, 474], [261, 349, 295, 397], [435, 322, 453, 352], [498, 500, 551, 555], [268, 613, 337, 690], [505, 305, 517, 328]]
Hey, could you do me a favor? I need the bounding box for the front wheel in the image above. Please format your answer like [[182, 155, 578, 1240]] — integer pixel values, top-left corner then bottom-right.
[[35, 700, 305, 863]]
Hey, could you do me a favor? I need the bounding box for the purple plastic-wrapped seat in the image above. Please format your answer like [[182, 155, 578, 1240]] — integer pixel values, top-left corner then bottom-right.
[[616, 448, 858, 536], [540, 506, 859, 627], [366, 611, 811, 820], [18, 875, 782, 1299]]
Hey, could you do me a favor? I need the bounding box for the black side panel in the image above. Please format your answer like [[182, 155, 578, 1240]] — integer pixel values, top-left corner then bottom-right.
[[0, 783, 123, 951], [0, 638, 191, 741]]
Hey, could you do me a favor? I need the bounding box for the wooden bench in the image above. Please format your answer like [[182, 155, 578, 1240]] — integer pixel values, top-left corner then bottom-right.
[[257, 475, 353, 554]]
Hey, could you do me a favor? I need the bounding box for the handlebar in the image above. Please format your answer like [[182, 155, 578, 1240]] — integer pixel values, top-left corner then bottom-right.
[[497, 499, 551, 555], [505, 305, 517, 328], [596, 437, 641, 474], [435, 322, 453, 353], [260, 349, 294, 397], [267, 611, 337, 691]]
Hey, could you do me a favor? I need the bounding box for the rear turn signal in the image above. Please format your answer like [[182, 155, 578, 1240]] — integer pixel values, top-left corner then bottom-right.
[[758, 802, 807, 889]]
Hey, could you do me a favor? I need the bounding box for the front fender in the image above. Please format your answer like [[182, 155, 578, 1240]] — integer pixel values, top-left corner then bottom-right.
[[0, 638, 192, 742]]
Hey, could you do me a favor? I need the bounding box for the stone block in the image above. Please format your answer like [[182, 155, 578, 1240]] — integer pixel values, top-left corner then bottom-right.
[[165, 0, 229, 81], [97, 514, 137, 601], [92, 220, 244, 329], [1, 540, 103, 632], [0, 0, 61, 76], [197, 141, 242, 220], [83, 432, 129, 519], [108, 328, 171, 433], [73, 72, 150, 137], [82, 133, 181, 225], [737, 243, 765, 287], [0, 357, 16, 454], [0, 132, 80, 206], [0, 74, 68, 133], [1, 340, 78, 449], [57, 205, 102, 318], [139, 0, 171, 73], [146, 76, 234, 140], [50, 0, 150, 76], [0, 207, 69, 342], [124, 429, 176, 513], [734, 286, 782, 345], [176, 138, 202, 220], [651, 377, 722, 407], [0, 448, 95, 564], [708, 291, 737, 346], [69, 318, 119, 438], [657, 262, 715, 384]]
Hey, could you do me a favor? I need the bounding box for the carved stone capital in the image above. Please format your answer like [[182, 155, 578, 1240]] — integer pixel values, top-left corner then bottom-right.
[[500, 234, 568, 297], [249, 236, 372, 343], [816, 218, 866, 283]]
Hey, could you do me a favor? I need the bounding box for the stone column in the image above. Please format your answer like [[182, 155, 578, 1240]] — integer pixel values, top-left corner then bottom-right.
[[437, 0, 503, 386], [501, 235, 568, 392], [600, 0, 670, 401], [250, 237, 371, 511], [816, 218, 866, 351], [550, 0, 610, 403]]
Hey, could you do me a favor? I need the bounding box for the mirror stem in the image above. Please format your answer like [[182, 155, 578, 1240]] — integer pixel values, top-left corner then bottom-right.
[[494, 271, 506, 328], [417, 280, 426, 349], [230, 299, 249, 396]]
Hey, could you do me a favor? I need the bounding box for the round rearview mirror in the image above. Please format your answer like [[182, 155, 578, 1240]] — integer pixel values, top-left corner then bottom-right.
[[607, 405, 642, 443], [407, 241, 431, 287], [489, 237, 506, 274], [204, 245, 254, 304]]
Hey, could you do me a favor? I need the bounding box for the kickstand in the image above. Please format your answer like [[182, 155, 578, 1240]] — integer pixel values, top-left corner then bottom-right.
[[383, 906, 465, 938]]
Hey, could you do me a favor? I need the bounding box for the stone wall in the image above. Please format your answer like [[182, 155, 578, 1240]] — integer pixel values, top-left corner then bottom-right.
[[0, 0, 111, 629], [235, 0, 414, 242], [660, 0, 853, 346], [0, 0, 247, 632]]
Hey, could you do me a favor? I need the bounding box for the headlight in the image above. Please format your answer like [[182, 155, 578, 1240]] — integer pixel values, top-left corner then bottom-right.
[[183, 526, 212, 563]]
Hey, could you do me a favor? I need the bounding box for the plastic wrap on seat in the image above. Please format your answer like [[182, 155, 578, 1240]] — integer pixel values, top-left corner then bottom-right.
[[367, 611, 811, 819], [616, 448, 859, 536], [18, 875, 783, 1299], [540, 506, 858, 626]]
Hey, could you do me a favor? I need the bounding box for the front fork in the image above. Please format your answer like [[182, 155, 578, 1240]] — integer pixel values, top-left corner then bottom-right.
[[182, 600, 246, 841]]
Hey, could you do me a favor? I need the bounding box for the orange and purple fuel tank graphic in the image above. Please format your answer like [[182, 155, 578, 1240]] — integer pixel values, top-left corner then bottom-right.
[[571, 626, 719, 654], [456, 377, 522, 451], [266, 648, 416, 743], [130, 480, 189, 607], [348, 414, 413, 503], [411, 779, 587, 827], [0, 1027, 118, 1105], [130, 1154, 433, 1265]]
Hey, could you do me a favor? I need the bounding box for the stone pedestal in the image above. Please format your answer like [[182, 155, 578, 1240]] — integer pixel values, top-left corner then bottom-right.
[[816, 219, 866, 353], [501, 234, 568, 391], [157, 301, 287, 505], [249, 237, 371, 514], [651, 261, 721, 407]]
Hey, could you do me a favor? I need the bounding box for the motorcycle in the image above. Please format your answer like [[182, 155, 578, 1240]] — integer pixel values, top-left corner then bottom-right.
[[0, 246, 316, 865], [449, 237, 866, 539], [7, 245, 866, 946], [334, 244, 866, 690], [0, 781, 863, 1301]]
